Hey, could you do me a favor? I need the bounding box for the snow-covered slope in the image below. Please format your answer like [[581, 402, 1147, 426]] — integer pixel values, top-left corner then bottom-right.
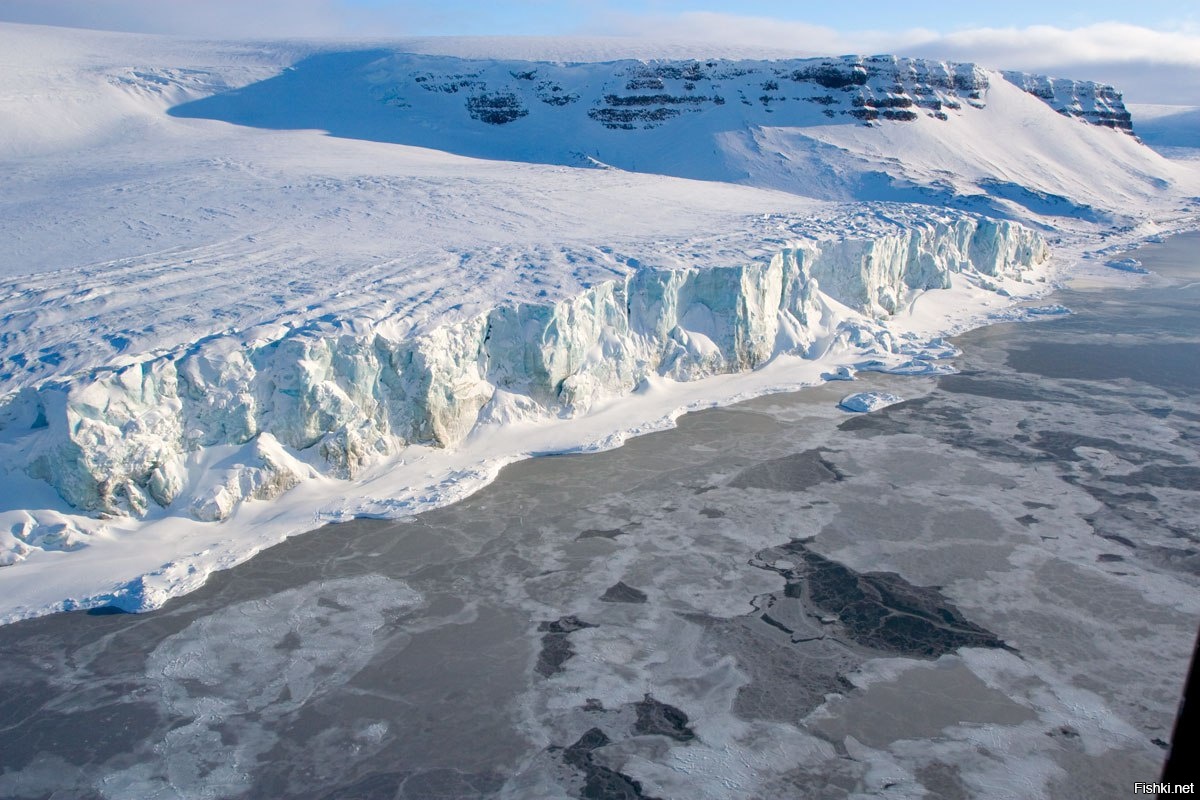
[[0, 23, 1194, 619], [167, 50, 1179, 222]]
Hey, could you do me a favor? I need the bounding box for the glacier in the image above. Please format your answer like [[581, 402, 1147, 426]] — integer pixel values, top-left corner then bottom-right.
[[0, 21, 1195, 619], [1, 21, 1198, 800], [4, 214, 1046, 526]]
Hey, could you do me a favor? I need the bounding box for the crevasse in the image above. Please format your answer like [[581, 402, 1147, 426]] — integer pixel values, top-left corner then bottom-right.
[[4, 215, 1047, 520]]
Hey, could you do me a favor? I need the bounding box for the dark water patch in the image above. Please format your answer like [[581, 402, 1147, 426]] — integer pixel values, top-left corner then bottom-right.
[[838, 395, 973, 437], [317, 595, 353, 612], [552, 727, 663, 800], [1032, 430, 1181, 466], [1091, 529, 1137, 549], [398, 769, 506, 800], [1144, 546, 1200, 575], [729, 449, 844, 492], [768, 760, 861, 799], [632, 695, 696, 742], [1008, 342, 1200, 393], [690, 610, 859, 723], [316, 771, 408, 800], [1078, 483, 1159, 507], [539, 616, 596, 634], [1073, 481, 1196, 554], [698, 507, 725, 518], [1033, 431, 1131, 463], [837, 412, 899, 436], [536, 616, 596, 678], [773, 542, 1008, 657], [1048, 725, 1081, 740], [562, 728, 611, 769], [939, 373, 1076, 403], [1110, 464, 1200, 490], [0, 699, 161, 772], [600, 582, 648, 604], [577, 528, 628, 540], [310, 768, 505, 800], [0, 678, 55, 745], [963, 434, 1040, 463], [580, 764, 659, 800], [760, 611, 795, 634], [915, 762, 970, 800]]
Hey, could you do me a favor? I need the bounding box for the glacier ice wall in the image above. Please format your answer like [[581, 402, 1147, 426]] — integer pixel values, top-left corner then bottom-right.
[[3, 215, 1047, 520]]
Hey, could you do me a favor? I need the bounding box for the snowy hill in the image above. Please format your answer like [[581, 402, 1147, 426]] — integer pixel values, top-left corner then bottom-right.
[[0, 22, 1195, 619], [167, 50, 1172, 221]]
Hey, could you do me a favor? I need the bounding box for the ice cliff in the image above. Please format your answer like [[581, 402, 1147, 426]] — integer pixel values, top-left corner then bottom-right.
[[1, 214, 1046, 523]]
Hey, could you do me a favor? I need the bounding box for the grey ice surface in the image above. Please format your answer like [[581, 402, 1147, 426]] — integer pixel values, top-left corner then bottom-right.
[[1, 235, 1198, 799]]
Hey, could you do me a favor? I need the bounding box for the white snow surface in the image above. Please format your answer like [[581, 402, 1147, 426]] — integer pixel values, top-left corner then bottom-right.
[[0, 23, 1197, 621]]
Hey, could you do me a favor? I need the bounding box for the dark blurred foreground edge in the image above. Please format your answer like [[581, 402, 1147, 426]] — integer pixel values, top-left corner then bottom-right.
[[1162, 626, 1200, 784]]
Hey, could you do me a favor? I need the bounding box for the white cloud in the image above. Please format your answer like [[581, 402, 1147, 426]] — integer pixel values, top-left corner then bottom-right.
[[595, 12, 1200, 67], [920, 23, 1200, 68], [583, 11, 934, 57], [590, 12, 1200, 103], [906, 22, 1200, 103], [4, 3, 1199, 102], [0, 0, 394, 38]]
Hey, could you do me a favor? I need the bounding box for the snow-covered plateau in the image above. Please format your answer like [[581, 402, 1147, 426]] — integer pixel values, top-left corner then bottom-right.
[[0, 22, 1197, 621]]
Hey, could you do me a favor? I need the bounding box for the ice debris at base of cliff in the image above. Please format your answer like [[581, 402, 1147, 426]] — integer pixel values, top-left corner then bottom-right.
[[1106, 257, 1150, 274], [839, 391, 904, 413], [0, 212, 1047, 543]]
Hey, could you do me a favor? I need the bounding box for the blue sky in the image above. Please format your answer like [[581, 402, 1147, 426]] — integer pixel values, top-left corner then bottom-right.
[[346, 0, 1197, 37], [1, 0, 1195, 38], [3, 1, 1199, 102]]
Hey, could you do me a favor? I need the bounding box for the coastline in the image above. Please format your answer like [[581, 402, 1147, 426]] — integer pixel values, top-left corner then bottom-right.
[[0, 221, 1193, 624], [1, 226, 1195, 798]]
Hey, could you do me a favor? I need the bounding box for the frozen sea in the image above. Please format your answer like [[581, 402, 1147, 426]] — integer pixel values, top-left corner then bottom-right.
[[0, 234, 1197, 799]]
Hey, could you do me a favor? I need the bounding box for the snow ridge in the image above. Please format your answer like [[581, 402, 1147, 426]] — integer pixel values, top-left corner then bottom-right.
[[0, 213, 1045, 532]]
